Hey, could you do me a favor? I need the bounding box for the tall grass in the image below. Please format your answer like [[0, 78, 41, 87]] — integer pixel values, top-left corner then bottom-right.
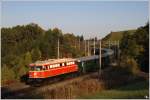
[[81, 81, 149, 99]]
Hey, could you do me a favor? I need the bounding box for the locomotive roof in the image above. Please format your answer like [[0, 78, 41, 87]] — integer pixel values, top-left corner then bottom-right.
[[29, 58, 76, 66]]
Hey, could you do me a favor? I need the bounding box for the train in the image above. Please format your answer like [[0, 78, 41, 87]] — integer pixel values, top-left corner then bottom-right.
[[24, 49, 114, 85], [28, 58, 79, 83]]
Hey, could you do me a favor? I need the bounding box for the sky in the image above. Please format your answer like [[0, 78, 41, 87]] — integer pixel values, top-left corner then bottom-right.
[[2, 1, 149, 39]]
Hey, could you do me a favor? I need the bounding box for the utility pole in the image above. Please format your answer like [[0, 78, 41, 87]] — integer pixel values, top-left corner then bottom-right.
[[99, 39, 102, 79], [88, 40, 90, 56], [74, 39, 76, 49], [108, 40, 111, 49], [57, 38, 60, 59], [117, 40, 120, 65], [117, 40, 120, 59], [85, 40, 86, 56], [82, 61, 85, 74], [115, 41, 117, 59], [94, 37, 95, 55], [79, 38, 80, 50]]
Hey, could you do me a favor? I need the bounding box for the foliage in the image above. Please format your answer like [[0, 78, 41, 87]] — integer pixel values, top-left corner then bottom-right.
[[24, 52, 32, 66], [1, 23, 85, 83], [31, 48, 42, 61], [1, 65, 16, 83], [120, 23, 149, 72], [102, 30, 136, 42]]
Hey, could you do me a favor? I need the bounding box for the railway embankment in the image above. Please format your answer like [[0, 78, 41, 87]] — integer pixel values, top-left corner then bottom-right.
[[2, 65, 148, 99]]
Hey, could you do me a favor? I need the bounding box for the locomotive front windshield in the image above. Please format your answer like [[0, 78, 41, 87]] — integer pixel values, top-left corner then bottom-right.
[[30, 66, 42, 71]]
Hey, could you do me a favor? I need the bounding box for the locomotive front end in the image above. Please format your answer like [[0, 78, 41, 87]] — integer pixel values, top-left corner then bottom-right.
[[29, 64, 45, 79]]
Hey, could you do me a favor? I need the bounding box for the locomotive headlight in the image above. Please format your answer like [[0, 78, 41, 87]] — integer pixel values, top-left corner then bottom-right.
[[34, 72, 37, 76]]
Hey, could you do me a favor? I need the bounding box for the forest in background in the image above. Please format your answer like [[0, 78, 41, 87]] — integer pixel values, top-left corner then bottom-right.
[[102, 23, 149, 73], [1, 23, 85, 84], [1, 23, 149, 85]]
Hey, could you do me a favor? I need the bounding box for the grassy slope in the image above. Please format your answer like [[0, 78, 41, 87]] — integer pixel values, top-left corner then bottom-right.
[[80, 78, 149, 99], [102, 29, 136, 42], [78, 66, 149, 99]]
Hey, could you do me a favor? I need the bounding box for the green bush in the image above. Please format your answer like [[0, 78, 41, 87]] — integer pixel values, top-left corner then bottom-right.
[[1, 65, 16, 84], [120, 56, 140, 75]]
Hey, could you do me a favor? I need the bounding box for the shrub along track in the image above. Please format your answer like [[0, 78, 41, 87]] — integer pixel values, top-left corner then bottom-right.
[[1, 71, 100, 99]]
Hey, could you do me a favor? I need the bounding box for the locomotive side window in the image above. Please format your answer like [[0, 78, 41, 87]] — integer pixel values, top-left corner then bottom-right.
[[57, 64, 60, 67], [53, 64, 56, 68], [46, 66, 49, 70], [66, 62, 74, 66], [64, 62, 67, 66], [50, 65, 52, 68], [72, 62, 75, 64], [62, 63, 64, 66], [42, 66, 47, 70]]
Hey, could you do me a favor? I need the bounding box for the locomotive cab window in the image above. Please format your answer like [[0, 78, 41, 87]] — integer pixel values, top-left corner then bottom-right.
[[30, 66, 42, 71]]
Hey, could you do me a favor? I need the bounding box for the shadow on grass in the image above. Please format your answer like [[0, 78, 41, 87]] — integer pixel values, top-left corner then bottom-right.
[[80, 79, 149, 99], [116, 80, 149, 91], [1, 86, 44, 99], [78, 66, 149, 99]]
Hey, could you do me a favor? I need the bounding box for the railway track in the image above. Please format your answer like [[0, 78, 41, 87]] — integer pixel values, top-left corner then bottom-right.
[[1, 48, 114, 99], [1, 71, 99, 99]]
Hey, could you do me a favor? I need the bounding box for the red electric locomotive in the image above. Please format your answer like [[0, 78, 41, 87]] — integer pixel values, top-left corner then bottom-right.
[[28, 58, 78, 82]]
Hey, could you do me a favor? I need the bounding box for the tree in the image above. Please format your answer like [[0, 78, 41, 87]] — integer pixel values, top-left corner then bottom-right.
[[1, 65, 15, 83], [120, 23, 149, 72], [24, 52, 32, 64], [16, 58, 27, 78], [31, 48, 41, 61], [133, 23, 149, 72]]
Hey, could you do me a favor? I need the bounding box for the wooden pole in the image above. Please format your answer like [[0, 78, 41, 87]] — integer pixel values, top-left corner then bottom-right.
[[57, 38, 60, 59], [82, 61, 85, 74], [108, 40, 110, 49], [117, 40, 120, 65], [88, 40, 90, 56], [99, 39, 102, 78], [94, 37, 95, 55], [79, 38, 80, 50], [85, 40, 86, 56], [118, 40, 120, 59]]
